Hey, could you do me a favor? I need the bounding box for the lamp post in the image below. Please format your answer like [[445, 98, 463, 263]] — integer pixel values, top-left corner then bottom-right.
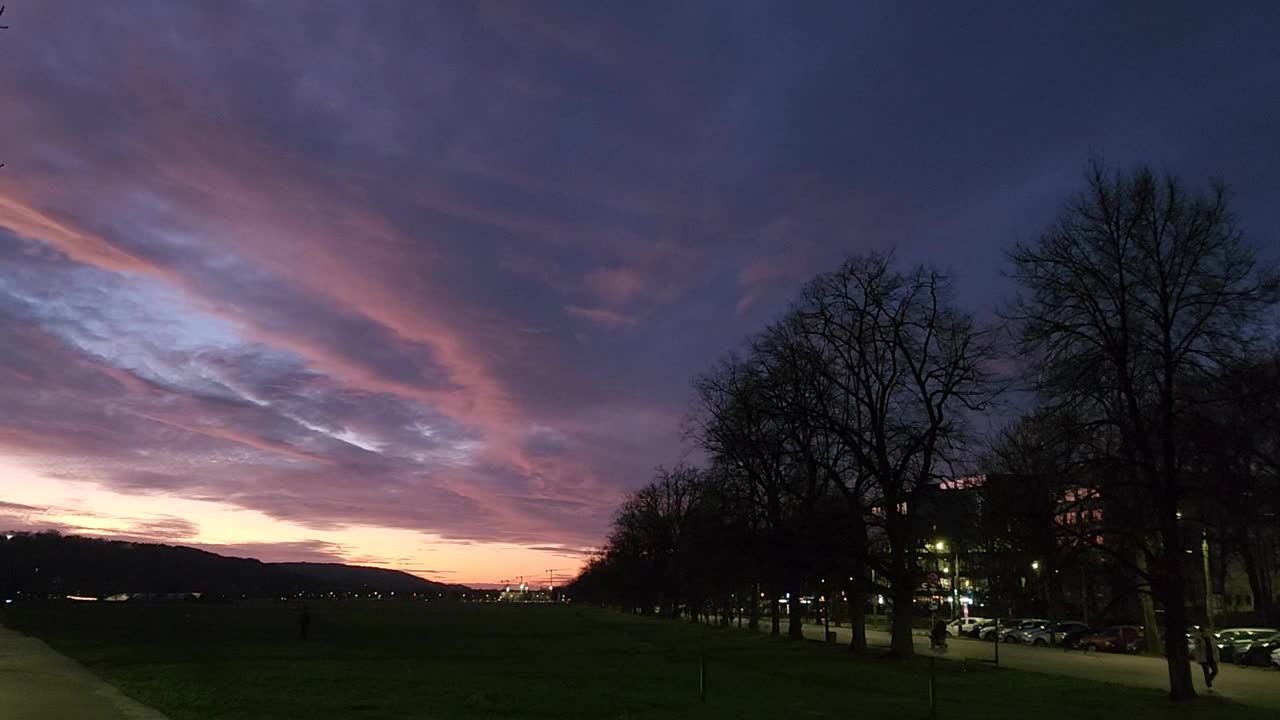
[[934, 540, 960, 620], [1201, 531, 1213, 631]]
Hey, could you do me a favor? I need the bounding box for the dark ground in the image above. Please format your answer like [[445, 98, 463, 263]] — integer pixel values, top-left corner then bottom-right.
[[2, 602, 1272, 719]]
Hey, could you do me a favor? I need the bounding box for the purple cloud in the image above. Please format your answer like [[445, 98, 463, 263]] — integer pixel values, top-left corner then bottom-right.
[[0, 1, 1277, 579]]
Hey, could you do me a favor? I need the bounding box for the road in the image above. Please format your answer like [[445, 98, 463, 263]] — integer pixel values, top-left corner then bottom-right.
[[803, 622, 1280, 712], [0, 626, 169, 720]]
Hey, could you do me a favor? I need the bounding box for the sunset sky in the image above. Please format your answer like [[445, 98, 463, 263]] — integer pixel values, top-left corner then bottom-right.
[[1, 2, 1277, 585]]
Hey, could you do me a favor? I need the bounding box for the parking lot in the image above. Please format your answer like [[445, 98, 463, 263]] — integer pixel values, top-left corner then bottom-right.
[[805, 623, 1280, 712]]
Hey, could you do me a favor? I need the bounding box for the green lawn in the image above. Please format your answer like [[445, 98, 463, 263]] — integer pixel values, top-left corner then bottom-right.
[[1, 602, 1265, 719]]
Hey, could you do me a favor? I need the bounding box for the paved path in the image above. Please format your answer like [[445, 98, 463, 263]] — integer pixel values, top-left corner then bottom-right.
[[805, 623, 1280, 713], [0, 626, 168, 720]]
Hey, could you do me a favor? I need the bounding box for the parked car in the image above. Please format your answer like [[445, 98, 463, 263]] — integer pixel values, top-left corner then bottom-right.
[[1018, 621, 1090, 646], [944, 617, 987, 637], [1214, 628, 1278, 664], [1001, 618, 1051, 643], [977, 618, 1020, 640], [1060, 626, 1096, 650], [1237, 631, 1280, 666], [1080, 625, 1144, 653], [1271, 646, 1280, 669]]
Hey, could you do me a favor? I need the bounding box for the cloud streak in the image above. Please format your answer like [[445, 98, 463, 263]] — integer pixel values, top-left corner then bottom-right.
[[0, 2, 1277, 581]]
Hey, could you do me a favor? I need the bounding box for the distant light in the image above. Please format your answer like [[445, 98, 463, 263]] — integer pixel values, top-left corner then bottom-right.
[[1031, 561, 1041, 571], [934, 541, 945, 551], [877, 595, 885, 605], [3, 599, 11, 604]]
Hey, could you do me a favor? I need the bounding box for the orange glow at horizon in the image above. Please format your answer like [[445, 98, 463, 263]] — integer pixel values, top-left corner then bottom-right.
[[0, 459, 588, 586]]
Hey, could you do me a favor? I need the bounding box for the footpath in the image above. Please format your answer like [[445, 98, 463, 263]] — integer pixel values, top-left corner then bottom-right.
[[0, 626, 168, 720], [811, 623, 1280, 713]]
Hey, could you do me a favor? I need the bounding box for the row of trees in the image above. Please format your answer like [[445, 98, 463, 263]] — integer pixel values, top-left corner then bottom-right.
[[568, 162, 1279, 702]]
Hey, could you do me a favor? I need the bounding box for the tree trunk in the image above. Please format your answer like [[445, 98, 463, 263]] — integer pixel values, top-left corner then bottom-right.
[[889, 581, 915, 658], [748, 583, 760, 632], [1134, 550, 1163, 657], [788, 588, 804, 639], [847, 577, 868, 652], [1157, 496, 1195, 701]]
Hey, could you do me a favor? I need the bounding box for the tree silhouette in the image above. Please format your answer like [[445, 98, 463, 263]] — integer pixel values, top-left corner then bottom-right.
[[1008, 161, 1280, 701]]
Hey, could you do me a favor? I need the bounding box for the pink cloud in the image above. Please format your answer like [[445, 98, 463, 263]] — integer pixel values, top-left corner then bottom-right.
[[584, 267, 648, 306], [564, 305, 637, 329]]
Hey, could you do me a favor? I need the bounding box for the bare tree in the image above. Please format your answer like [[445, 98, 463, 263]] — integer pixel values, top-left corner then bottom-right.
[[692, 356, 792, 635], [1008, 161, 1279, 701], [798, 254, 997, 657], [606, 465, 705, 619]]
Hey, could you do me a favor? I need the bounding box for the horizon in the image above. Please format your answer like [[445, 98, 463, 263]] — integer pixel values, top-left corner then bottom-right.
[[1, 526, 512, 589], [2, 3, 1279, 586]]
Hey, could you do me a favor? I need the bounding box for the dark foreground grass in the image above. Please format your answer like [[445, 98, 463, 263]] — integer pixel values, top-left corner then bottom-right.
[[2, 602, 1266, 720]]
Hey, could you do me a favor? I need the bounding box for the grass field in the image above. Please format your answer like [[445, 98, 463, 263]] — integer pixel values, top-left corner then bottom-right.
[[1, 602, 1266, 720]]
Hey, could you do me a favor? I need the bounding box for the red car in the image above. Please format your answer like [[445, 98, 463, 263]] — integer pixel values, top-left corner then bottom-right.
[[1080, 625, 1144, 653]]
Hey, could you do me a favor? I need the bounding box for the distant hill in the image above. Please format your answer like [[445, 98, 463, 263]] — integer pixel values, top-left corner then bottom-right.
[[272, 562, 453, 595], [0, 531, 467, 599]]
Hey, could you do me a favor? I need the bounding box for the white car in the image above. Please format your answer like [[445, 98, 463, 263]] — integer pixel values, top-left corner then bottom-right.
[[1017, 621, 1089, 646], [1000, 618, 1052, 643], [945, 617, 987, 637], [1271, 646, 1280, 669]]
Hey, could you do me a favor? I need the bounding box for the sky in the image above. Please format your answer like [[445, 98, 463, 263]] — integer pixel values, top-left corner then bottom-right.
[[0, 2, 1277, 585]]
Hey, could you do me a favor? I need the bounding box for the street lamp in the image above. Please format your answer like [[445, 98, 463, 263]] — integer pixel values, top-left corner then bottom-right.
[[1031, 560, 1040, 572], [933, 539, 961, 619]]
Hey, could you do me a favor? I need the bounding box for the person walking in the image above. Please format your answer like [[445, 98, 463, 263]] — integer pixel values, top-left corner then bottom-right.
[[930, 619, 948, 651], [1192, 626, 1219, 689]]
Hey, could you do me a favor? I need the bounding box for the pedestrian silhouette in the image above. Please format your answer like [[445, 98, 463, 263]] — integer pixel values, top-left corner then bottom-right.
[[298, 603, 312, 641], [1192, 626, 1219, 688]]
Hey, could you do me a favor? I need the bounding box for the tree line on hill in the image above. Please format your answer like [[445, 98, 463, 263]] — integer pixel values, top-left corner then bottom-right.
[[0, 531, 466, 599], [567, 161, 1280, 702]]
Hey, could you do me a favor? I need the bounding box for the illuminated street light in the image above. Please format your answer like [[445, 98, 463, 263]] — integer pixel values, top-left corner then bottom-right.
[[934, 541, 945, 552], [1031, 561, 1041, 571]]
